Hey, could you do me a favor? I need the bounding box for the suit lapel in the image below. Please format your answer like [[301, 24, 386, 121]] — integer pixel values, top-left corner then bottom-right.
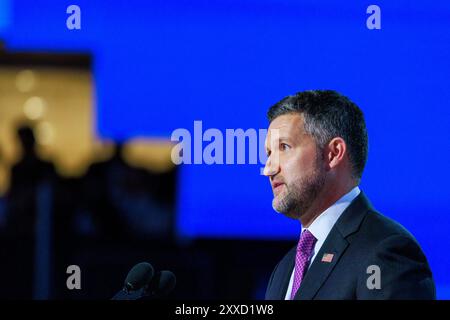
[[270, 247, 296, 300], [294, 229, 348, 300], [293, 192, 373, 300]]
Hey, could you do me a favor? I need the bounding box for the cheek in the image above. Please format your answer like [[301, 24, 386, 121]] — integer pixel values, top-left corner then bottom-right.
[[281, 149, 317, 180]]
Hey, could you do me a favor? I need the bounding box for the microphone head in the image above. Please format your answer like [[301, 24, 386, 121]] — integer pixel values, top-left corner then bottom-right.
[[152, 270, 176, 297], [124, 262, 154, 291]]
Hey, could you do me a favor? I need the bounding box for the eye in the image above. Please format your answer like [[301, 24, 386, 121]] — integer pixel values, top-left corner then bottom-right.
[[280, 143, 290, 151]]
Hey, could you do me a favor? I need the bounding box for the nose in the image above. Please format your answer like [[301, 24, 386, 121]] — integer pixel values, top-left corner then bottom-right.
[[263, 154, 280, 177]]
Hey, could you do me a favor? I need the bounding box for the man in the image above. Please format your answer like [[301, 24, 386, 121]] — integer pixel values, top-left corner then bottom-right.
[[263, 90, 435, 300]]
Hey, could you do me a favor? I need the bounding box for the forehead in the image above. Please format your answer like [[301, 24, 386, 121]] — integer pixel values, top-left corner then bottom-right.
[[267, 113, 305, 139]]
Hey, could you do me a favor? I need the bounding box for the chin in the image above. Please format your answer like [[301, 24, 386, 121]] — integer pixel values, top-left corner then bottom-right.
[[273, 200, 302, 220], [272, 196, 283, 212]]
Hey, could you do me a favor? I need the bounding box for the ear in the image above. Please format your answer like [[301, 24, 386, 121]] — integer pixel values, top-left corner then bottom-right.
[[325, 137, 347, 170]]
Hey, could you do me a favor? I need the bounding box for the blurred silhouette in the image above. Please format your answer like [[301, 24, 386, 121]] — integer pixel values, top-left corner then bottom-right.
[[81, 142, 133, 240], [81, 142, 175, 241], [2, 123, 58, 299], [5, 124, 57, 237]]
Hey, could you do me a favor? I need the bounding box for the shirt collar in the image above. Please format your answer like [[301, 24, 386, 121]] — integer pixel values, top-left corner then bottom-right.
[[301, 186, 361, 244]]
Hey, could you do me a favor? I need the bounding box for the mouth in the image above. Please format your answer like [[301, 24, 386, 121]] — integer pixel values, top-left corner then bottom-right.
[[272, 182, 285, 195]]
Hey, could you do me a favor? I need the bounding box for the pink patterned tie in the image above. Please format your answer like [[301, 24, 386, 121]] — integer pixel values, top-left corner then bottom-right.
[[290, 229, 317, 300]]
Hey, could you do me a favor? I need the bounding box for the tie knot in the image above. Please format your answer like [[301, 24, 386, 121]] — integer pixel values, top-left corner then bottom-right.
[[297, 229, 317, 253]]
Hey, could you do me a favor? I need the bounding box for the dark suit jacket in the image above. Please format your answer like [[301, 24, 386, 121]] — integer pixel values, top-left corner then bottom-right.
[[265, 192, 436, 300]]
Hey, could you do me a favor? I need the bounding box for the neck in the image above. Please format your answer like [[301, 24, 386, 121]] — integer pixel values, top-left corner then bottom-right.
[[300, 180, 357, 228]]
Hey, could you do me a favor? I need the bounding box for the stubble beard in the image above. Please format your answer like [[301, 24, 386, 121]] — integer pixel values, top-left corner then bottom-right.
[[272, 157, 326, 220]]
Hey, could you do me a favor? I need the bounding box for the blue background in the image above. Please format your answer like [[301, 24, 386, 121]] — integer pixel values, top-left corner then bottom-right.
[[1, 0, 449, 298]]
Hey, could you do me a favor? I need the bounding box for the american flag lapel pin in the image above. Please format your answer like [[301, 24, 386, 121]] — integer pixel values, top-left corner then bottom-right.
[[321, 253, 334, 263]]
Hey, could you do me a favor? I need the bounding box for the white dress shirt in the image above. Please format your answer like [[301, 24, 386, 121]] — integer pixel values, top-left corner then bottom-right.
[[284, 186, 361, 300]]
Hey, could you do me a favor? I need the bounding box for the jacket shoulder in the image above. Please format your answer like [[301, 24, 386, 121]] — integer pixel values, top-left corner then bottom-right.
[[355, 209, 420, 245]]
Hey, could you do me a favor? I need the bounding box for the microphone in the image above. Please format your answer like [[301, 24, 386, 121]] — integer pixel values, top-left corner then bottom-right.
[[111, 262, 154, 300], [145, 270, 176, 299]]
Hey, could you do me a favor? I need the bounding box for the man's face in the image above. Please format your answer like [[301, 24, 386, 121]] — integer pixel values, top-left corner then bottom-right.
[[264, 113, 326, 219]]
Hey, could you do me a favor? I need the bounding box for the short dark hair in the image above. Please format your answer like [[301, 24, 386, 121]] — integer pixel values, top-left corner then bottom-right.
[[267, 90, 368, 181]]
